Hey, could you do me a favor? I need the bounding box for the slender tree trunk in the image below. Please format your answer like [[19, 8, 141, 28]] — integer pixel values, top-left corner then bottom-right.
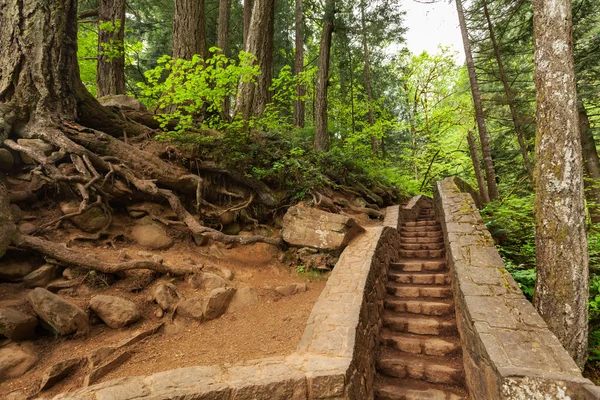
[[235, 0, 275, 119], [360, 1, 377, 155], [579, 103, 600, 224], [481, 0, 533, 184], [173, 0, 208, 60], [532, 0, 588, 369], [97, 0, 126, 97], [243, 0, 253, 48], [293, 0, 305, 128], [314, 0, 335, 152], [218, 0, 232, 119], [455, 0, 498, 200], [467, 130, 491, 205]]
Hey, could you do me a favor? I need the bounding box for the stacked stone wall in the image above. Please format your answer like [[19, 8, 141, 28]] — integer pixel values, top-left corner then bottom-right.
[[434, 177, 600, 400]]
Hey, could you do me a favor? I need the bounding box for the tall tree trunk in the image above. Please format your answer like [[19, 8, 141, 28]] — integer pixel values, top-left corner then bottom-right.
[[467, 130, 491, 205], [580, 103, 600, 224], [293, 0, 305, 128], [97, 0, 126, 97], [532, 0, 588, 369], [243, 0, 253, 48], [481, 0, 534, 184], [360, 1, 378, 155], [314, 0, 335, 152], [218, 0, 232, 119], [455, 0, 499, 201], [235, 0, 275, 119], [173, 0, 208, 60]]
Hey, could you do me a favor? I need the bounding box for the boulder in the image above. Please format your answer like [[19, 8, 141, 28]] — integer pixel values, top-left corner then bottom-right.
[[130, 217, 172, 250], [98, 94, 147, 112], [89, 295, 141, 329], [16, 139, 55, 164], [176, 297, 204, 320], [203, 287, 236, 320], [17, 222, 36, 235], [0, 258, 37, 281], [0, 148, 14, 170], [220, 268, 234, 281], [281, 205, 364, 251], [228, 287, 258, 312], [27, 288, 89, 336], [9, 204, 22, 222], [0, 308, 37, 340], [274, 283, 307, 297], [198, 272, 228, 290], [23, 264, 58, 288], [39, 358, 82, 390], [0, 342, 38, 380], [60, 201, 110, 233], [153, 282, 179, 311]]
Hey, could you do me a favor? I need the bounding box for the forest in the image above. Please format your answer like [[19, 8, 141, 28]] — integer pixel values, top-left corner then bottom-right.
[[0, 0, 600, 395]]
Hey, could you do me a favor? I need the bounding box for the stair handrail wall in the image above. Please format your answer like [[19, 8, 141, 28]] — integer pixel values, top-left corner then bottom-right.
[[434, 177, 600, 399]]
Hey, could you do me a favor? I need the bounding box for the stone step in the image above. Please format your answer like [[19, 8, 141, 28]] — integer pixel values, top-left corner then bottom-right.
[[401, 226, 441, 233], [405, 220, 438, 227], [377, 351, 464, 385], [382, 313, 457, 336], [401, 237, 444, 244], [381, 331, 461, 357], [388, 271, 451, 286], [400, 242, 445, 251], [399, 249, 445, 259], [384, 298, 455, 316], [375, 377, 467, 400], [390, 260, 446, 273], [401, 230, 443, 239], [386, 284, 453, 299]]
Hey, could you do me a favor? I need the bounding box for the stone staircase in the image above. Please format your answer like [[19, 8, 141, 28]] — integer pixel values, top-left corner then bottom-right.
[[375, 206, 468, 400]]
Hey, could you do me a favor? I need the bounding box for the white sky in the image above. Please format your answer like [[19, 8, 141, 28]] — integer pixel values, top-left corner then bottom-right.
[[402, 0, 465, 61]]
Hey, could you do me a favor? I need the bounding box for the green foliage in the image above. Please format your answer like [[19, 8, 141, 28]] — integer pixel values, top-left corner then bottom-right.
[[98, 20, 125, 62]]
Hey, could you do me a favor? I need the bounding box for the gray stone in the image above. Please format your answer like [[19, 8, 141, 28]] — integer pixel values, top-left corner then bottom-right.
[[98, 94, 147, 112], [203, 287, 236, 320], [275, 283, 307, 296], [16, 139, 54, 164], [198, 272, 228, 290], [0, 308, 37, 340], [0, 148, 14, 170], [281, 205, 365, 251], [130, 217, 172, 250], [176, 297, 204, 320], [90, 295, 141, 329], [27, 288, 89, 335], [39, 358, 82, 390], [153, 282, 179, 311], [0, 342, 38, 380], [60, 201, 110, 233], [23, 263, 58, 288]]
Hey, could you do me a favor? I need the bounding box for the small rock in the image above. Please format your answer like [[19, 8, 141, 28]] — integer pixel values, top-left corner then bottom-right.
[[130, 217, 172, 250], [0, 148, 14, 170], [176, 297, 204, 320], [47, 277, 84, 292], [118, 250, 129, 260], [89, 295, 141, 329], [27, 288, 89, 336], [275, 283, 307, 297], [0, 308, 38, 340], [60, 201, 110, 233], [17, 222, 36, 235], [154, 308, 164, 318], [153, 282, 179, 311], [220, 268, 233, 281], [87, 347, 117, 369], [228, 287, 258, 312], [98, 94, 147, 112], [151, 255, 163, 264], [137, 251, 153, 258], [198, 272, 228, 290], [0, 257, 36, 281], [39, 358, 82, 390], [62, 268, 76, 280], [16, 139, 54, 164], [209, 244, 224, 258], [203, 287, 236, 321], [128, 210, 147, 219], [277, 252, 286, 263], [0, 342, 38, 380], [23, 264, 57, 288], [84, 351, 132, 387], [9, 204, 22, 223]]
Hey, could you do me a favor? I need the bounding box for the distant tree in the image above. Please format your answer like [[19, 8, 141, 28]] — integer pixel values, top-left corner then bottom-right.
[[314, 0, 335, 152], [173, 0, 208, 59], [97, 0, 126, 97], [294, 0, 305, 128]]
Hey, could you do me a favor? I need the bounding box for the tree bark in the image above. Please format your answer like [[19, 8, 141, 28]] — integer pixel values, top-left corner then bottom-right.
[[579, 103, 600, 224], [243, 0, 253, 48], [360, 1, 377, 155], [532, 0, 588, 369], [235, 0, 275, 119], [172, 0, 208, 60], [218, 0, 232, 118], [481, 0, 533, 184], [314, 0, 335, 152], [293, 0, 305, 128], [467, 130, 490, 205], [97, 0, 126, 98], [455, 0, 498, 201]]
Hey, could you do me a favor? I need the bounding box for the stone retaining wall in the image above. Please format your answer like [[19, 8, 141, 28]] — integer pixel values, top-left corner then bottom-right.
[[383, 195, 432, 230], [434, 177, 600, 400], [49, 215, 403, 400]]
